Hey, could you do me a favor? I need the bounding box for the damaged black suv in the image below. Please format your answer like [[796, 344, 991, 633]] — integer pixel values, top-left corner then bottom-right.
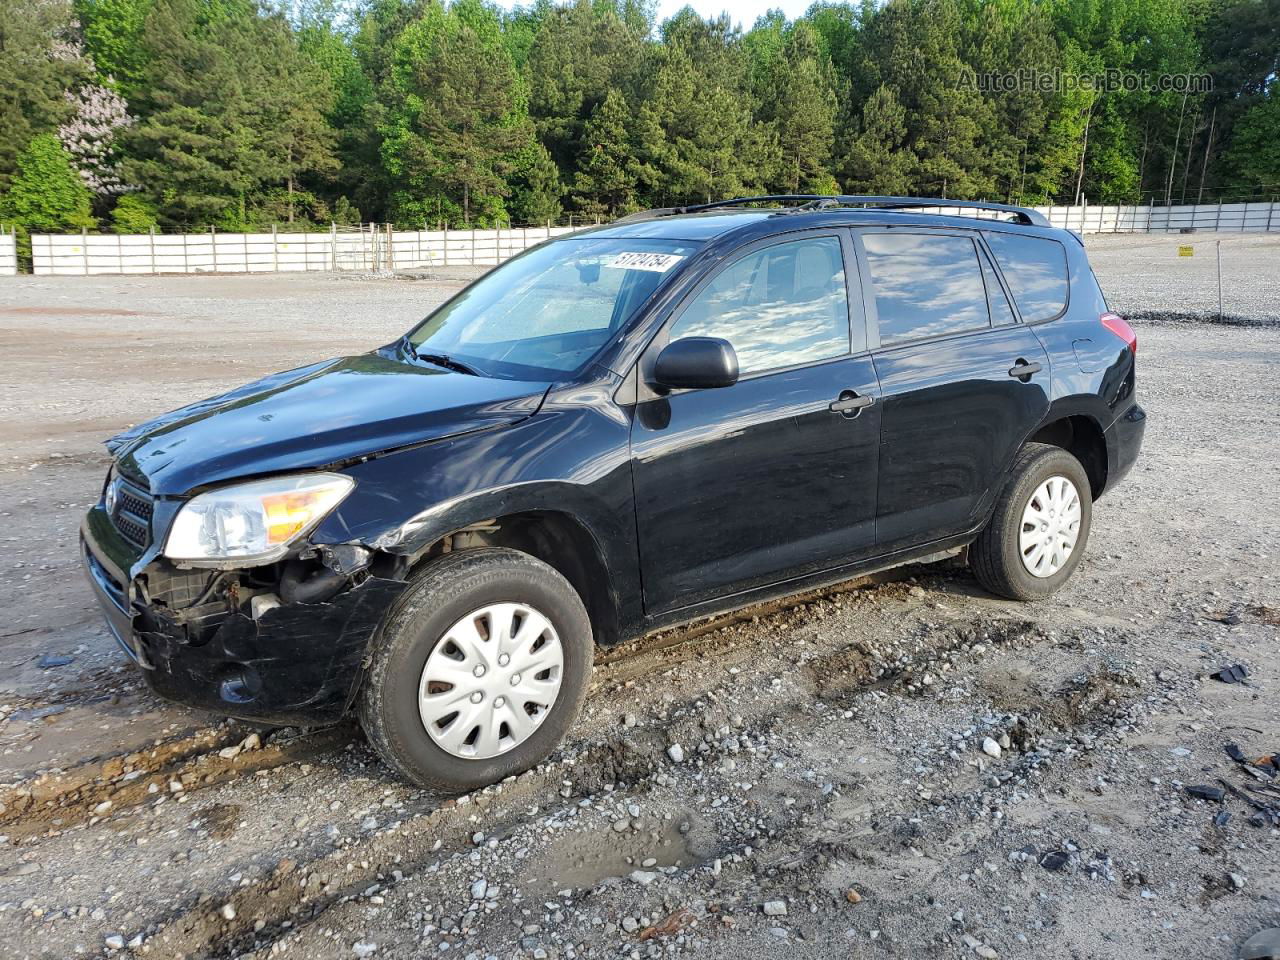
[[82, 196, 1145, 791]]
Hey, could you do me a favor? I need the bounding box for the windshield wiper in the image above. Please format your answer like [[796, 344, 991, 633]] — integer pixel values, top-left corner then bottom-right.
[[416, 352, 483, 376]]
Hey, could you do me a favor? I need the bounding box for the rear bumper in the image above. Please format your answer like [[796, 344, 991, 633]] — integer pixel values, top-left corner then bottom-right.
[[81, 507, 406, 726], [1103, 401, 1146, 492]]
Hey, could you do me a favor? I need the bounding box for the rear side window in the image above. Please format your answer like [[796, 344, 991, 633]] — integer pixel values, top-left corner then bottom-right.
[[983, 233, 1069, 321], [862, 233, 990, 346], [669, 235, 850, 375]]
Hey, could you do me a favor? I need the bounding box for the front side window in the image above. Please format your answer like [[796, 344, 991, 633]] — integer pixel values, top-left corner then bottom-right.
[[407, 237, 698, 379], [667, 235, 850, 375], [862, 232, 992, 346]]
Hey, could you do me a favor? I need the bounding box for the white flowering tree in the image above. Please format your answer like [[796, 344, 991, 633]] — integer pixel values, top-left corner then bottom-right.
[[58, 81, 134, 199]]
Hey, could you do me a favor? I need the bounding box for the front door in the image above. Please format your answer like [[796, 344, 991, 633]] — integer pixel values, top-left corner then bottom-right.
[[854, 228, 1051, 549], [630, 232, 882, 615]]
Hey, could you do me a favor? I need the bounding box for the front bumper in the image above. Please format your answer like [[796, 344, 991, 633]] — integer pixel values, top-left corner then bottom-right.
[[81, 505, 407, 726]]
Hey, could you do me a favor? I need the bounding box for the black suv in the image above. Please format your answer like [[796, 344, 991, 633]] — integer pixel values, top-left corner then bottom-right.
[[81, 196, 1145, 790]]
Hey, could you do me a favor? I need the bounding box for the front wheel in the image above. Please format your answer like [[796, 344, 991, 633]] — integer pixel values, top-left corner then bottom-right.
[[970, 443, 1093, 601], [359, 548, 592, 791]]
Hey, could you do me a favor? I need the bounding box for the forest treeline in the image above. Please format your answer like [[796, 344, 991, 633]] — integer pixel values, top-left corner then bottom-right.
[[1, 0, 1277, 237]]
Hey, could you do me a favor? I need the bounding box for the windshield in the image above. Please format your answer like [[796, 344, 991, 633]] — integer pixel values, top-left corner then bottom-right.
[[406, 237, 699, 380]]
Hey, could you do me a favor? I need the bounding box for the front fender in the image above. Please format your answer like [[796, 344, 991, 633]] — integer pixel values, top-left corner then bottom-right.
[[310, 400, 641, 633]]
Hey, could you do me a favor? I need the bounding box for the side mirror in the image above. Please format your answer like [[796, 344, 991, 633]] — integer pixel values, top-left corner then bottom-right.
[[652, 337, 739, 391]]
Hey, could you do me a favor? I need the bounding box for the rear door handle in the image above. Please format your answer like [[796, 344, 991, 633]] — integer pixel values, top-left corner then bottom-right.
[[1008, 360, 1042, 380], [830, 391, 874, 416]]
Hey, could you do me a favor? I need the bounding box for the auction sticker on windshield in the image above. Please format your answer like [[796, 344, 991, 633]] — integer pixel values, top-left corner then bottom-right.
[[607, 251, 685, 272]]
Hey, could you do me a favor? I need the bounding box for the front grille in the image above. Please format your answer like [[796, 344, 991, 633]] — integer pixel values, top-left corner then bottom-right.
[[111, 479, 154, 548]]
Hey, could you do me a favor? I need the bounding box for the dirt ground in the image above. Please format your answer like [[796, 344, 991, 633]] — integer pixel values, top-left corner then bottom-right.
[[0, 233, 1277, 960]]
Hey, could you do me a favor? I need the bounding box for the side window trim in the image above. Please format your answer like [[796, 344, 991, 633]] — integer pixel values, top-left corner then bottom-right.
[[975, 239, 1021, 327], [854, 226, 997, 352], [837, 228, 870, 355], [644, 229, 861, 390], [850, 231, 882, 352]]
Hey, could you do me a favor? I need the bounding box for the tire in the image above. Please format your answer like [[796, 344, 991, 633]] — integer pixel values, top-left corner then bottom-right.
[[970, 442, 1093, 601], [359, 547, 592, 792]]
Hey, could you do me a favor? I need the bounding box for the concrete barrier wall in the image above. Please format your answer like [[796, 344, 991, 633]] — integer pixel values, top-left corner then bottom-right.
[[902, 201, 1279, 233], [31, 229, 352, 276], [1036, 202, 1279, 234], [22, 202, 1280, 277], [28, 225, 582, 277], [0, 232, 15, 276]]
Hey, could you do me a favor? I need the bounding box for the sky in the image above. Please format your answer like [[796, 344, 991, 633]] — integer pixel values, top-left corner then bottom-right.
[[649, 0, 813, 26]]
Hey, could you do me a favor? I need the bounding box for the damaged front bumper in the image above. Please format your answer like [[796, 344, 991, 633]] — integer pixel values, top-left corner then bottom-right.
[[80, 501, 407, 726]]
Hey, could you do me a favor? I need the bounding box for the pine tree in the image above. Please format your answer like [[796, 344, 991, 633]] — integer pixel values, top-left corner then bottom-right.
[[525, 0, 648, 182], [382, 2, 523, 225], [123, 0, 269, 225], [508, 140, 563, 223], [840, 84, 915, 194], [641, 11, 775, 206], [571, 89, 651, 215], [914, 82, 995, 199], [764, 22, 839, 193], [124, 0, 336, 227], [250, 14, 337, 223], [300, 14, 377, 220], [962, 0, 1059, 202], [857, 0, 998, 199], [2, 133, 96, 232]]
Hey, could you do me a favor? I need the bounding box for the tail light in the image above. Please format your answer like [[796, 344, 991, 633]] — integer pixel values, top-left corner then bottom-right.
[[1100, 312, 1137, 355]]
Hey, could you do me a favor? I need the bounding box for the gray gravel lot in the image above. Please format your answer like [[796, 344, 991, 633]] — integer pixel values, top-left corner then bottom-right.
[[0, 234, 1276, 960], [1087, 231, 1280, 323]]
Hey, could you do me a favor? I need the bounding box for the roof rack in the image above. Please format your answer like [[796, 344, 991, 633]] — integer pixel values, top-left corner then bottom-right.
[[616, 195, 1051, 228]]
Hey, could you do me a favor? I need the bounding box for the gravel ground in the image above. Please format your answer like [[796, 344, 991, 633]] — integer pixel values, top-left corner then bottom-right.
[[1086, 231, 1280, 323], [0, 233, 1276, 960]]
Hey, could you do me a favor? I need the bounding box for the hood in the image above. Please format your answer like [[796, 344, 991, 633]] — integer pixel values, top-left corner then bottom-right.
[[109, 351, 550, 496]]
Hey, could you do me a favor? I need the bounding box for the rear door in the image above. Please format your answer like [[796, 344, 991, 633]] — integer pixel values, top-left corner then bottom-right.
[[853, 228, 1050, 550], [630, 231, 882, 615]]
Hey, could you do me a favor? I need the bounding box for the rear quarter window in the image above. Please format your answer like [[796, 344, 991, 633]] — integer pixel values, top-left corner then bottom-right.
[[983, 233, 1069, 321]]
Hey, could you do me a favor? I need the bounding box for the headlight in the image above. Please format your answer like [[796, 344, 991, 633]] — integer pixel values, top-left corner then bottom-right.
[[164, 473, 355, 564]]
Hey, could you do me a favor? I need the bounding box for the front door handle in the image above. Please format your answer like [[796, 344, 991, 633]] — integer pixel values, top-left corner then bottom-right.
[[1008, 359, 1042, 380], [830, 391, 874, 416]]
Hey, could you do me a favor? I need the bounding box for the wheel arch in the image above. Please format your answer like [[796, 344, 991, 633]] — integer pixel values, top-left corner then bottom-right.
[[1028, 410, 1108, 499], [384, 488, 627, 647]]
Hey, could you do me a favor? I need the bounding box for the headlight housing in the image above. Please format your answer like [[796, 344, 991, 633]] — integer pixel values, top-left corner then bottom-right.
[[164, 473, 355, 564]]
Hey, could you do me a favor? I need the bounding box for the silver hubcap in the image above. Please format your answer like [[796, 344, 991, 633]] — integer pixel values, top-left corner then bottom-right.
[[419, 602, 564, 760], [1018, 475, 1082, 578]]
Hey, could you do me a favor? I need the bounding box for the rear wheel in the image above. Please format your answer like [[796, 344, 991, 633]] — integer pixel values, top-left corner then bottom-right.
[[359, 548, 592, 791], [970, 443, 1093, 601]]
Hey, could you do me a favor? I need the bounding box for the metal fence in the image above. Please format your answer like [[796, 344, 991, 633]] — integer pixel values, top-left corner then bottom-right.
[[0, 230, 15, 276], [17, 201, 1280, 277]]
